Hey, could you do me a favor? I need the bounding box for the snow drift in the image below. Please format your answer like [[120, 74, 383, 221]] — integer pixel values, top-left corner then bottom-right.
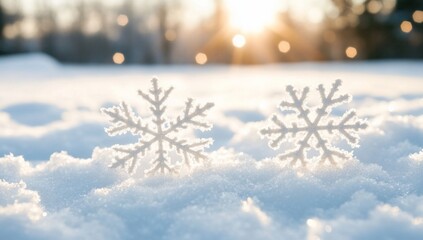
[[0, 54, 423, 239]]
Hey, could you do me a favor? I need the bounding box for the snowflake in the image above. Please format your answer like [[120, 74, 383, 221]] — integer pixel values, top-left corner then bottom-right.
[[260, 79, 367, 167], [101, 78, 214, 175]]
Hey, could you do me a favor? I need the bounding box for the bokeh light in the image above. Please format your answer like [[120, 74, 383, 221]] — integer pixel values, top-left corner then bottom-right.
[[278, 41, 291, 53], [413, 10, 423, 23], [195, 52, 207, 65], [367, 0, 383, 14], [113, 52, 125, 64], [345, 46, 357, 58], [0, 0, 421, 64], [400, 21, 413, 33], [117, 14, 129, 27], [232, 34, 246, 48]]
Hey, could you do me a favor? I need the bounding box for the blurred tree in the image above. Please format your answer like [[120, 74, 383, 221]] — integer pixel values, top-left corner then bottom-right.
[[39, 0, 57, 58], [157, 0, 181, 64], [325, 0, 423, 60], [0, 2, 4, 54], [0, 0, 421, 63], [76, 1, 89, 62], [205, 0, 232, 63], [394, 0, 423, 58]]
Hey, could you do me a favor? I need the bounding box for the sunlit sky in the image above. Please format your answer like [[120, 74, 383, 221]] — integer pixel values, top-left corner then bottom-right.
[[1, 0, 399, 36], [225, 0, 282, 33], [0, 0, 363, 28], [3, 0, 415, 64]]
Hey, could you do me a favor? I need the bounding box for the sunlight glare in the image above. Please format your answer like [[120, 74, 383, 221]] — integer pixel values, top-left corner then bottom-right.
[[225, 0, 279, 33], [307, 8, 325, 23], [232, 34, 246, 48], [20, 18, 38, 38]]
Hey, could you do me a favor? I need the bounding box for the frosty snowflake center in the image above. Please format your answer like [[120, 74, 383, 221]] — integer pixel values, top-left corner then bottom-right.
[[101, 78, 214, 175]]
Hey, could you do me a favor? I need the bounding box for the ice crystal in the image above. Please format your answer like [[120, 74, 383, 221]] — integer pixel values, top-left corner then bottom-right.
[[101, 78, 214, 175], [260, 80, 367, 167]]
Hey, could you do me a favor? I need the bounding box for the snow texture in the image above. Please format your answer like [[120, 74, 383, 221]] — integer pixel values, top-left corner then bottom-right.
[[410, 149, 423, 162], [101, 78, 214, 175], [1, 54, 423, 240], [260, 79, 367, 167]]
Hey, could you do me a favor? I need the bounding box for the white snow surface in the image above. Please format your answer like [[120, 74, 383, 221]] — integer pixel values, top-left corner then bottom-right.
[[1, 54, 423, 239]]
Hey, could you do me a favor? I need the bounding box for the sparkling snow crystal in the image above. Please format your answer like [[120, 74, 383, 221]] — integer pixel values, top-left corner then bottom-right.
[[101, 78, 214, 175], [410, 149, 423, 162], [260, 80, 367, 167]]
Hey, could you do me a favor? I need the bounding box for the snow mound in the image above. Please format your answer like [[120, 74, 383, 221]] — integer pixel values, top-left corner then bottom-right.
[[0, 53, 57, 69], [0, 53, 59, 79], [0, 59, 422, 239], [1, 147, 423, 239]]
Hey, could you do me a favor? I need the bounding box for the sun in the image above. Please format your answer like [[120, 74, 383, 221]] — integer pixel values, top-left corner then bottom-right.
[[225, 0, 280, 33]]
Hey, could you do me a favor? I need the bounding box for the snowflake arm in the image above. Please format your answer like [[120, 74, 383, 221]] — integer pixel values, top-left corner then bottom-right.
[[260, 79, 367, 167], [165, 98, 214, 134], [280, 85, 312, 125], [165, 137, 212, 168], [138, 78, 173, 122], [101, 102, 155, 136], [261, 85, 313, 166], [110, 138, 156, 173], [325, 110, 368, 146], [316, 80, 350, 117], [260, 115, 301, 148]]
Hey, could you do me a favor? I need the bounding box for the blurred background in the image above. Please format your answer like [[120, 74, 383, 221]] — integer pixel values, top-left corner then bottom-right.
[[0, 0, 422, 65]]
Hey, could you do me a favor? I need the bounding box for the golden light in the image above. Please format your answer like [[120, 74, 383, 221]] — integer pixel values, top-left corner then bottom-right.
[[413, 10, 423, 23], [3, 24, 18, 39], [195, 52, 208, 65], [113, 52, 125, 64], [225, 0, 279, 33], [307, 8, 325, 24], [83, 14, 102, 35], [345, 46, 357, 58], [400, 20, 413, 33], [117, 14, 129, 27], [323, 31, 336, 43], [165, 29, 177, 41], [352, 4, 365, 15], [232, 34, 246, 48], [367, 0, 383, 14], [380, 0, 397, 15], [278, 41, 291, 53], [20, 19, 38, 39]]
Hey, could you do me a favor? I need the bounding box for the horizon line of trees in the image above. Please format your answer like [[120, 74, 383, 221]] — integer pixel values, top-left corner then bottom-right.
[[0, 0, 422, 64]]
